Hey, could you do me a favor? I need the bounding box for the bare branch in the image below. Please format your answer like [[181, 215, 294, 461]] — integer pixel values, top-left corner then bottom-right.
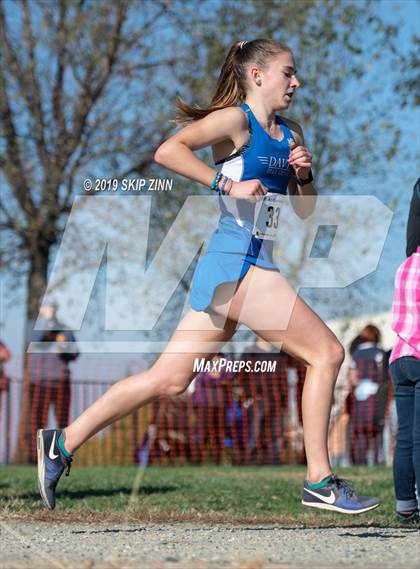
[[0, 201, 27, 237], [68, 3, 128, 158], [52, 1, 69, 151], [20, 2, 50, 171], [120, 125, 175, 178], [0, 63, 34, 217], [118, 56, 191, 76]]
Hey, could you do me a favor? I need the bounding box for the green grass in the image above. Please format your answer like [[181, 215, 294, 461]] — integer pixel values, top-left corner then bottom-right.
[[0, 464, 400, 526]]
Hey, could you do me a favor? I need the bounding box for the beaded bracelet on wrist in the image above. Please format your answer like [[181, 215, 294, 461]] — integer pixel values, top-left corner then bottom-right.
[[211, 171, 222, 192], [211, 172, 234, 195], [219, 175, 233, 195], [219, 175, 229, 194]]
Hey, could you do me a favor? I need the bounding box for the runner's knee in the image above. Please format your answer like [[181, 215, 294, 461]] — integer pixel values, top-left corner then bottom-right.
[[311, 340, 345, 369], [150, 362, 192, 397], [157, 377, 190, 397], [160, 379, 190, 397]]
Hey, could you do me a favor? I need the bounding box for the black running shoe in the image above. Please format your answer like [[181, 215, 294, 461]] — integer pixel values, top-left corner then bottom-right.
[[395, 510, 420, 525], [302, 474, 380, 514], [37, 429, 72, 510]]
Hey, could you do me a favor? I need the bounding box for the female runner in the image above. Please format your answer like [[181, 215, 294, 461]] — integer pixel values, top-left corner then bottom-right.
[[37, 38, 379, 514]]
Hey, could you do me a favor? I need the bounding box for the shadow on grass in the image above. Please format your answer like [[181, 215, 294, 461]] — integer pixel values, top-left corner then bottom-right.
[[17, 484, 178, 501]]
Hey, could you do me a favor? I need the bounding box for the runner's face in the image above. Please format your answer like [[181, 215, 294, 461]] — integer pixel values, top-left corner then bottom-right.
[[259, 52, 300, 110]]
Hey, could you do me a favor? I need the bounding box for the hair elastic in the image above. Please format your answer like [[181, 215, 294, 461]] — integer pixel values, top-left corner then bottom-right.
[[239, 41, 248, 49]]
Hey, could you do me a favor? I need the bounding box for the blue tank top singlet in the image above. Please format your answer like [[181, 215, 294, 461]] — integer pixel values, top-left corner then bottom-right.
[[190, 102, 296, 312]]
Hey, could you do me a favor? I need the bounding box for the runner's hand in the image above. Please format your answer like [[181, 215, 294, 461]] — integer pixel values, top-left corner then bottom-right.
[[228, 179, 268, 202], [288, 140, 312, 180]]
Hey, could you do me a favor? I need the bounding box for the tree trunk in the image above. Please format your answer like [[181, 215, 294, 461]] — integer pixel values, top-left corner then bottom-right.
[[16, 243, 50, 463]]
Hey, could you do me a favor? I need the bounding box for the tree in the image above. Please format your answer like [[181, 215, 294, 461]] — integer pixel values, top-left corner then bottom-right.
[[401, 34, 420, 108], [0, 0, 203, 461], [0, 0, 198, 320]]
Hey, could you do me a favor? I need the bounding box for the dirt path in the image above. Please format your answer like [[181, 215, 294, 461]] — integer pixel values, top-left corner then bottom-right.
[[1, 522, 419, 569]]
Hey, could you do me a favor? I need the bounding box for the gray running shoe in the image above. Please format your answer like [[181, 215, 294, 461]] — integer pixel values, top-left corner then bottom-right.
[[37, 429, 72, 510], [302, 474, 380, 514]]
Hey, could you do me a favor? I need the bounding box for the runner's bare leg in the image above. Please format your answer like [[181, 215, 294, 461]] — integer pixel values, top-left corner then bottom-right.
[[209, 264, 344, 483], [63, 310, 238, 453]]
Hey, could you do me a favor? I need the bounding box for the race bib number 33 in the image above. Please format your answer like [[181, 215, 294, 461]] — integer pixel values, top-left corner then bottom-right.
[[252, 192, 286, 240]]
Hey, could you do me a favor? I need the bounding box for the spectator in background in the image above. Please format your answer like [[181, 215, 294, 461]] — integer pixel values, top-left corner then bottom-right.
[[347, 325, 388, 465], [349, 334, 364, 356], [27, 295, 79, 463], [0, 340, 11, 394], [239, 335, 286, 464], [389, 179, 420, 525], [192, 353, 234, 464], [0, 340, 11, 460], [223, 377, 245, 464], [135, 352, 196, 466]]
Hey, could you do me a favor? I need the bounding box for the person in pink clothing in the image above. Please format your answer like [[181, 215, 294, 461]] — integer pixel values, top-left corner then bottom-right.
[[389, 178, 420, 525]]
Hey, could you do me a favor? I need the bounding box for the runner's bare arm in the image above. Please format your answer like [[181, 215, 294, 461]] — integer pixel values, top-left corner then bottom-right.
[[154, 107, 248, 188]]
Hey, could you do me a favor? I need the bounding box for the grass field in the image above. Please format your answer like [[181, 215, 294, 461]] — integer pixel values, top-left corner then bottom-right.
[[0, 464, 401, 527], [0, 466, 395, 527]]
